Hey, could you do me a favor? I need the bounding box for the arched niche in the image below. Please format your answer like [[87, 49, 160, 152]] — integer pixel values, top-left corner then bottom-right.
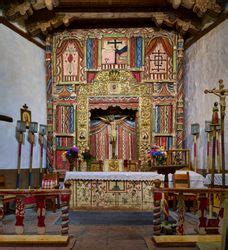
[[77, 70, 151, 165]]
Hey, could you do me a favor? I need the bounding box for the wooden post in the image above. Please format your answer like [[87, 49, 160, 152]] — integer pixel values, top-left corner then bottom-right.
[[28, 132, 35, 189], [61, 192, 71, 235], [206, 132, 211, 173], [211, 102, 219, 188], [0, 195, 4, 232], [216, 131, 221, 173], [153, 180, 162, 236], [177, 192, 185, 235], [36, 195, 46, 235], [15, 195, 25, 235], [198, 193, 208, 234], [16, 131, 24, 189], [193, 135, 197, 172], [221, 192, 228, 250], [39, 134, 44, 188]]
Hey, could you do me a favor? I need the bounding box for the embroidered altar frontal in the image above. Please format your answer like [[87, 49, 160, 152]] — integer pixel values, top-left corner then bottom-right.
[[65, 172, 161, 210]]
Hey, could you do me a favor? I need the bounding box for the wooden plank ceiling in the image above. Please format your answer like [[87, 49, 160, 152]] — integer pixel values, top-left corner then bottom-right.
[[0, 0, 226, 44]]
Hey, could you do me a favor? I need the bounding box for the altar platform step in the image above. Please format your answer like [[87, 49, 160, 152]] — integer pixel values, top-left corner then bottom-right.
[[0, 235, 71, 246], [151, 235, 221, 247]]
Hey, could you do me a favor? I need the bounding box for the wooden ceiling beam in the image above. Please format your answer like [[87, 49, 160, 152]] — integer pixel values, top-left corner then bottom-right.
[[26, 12, 200, 36]]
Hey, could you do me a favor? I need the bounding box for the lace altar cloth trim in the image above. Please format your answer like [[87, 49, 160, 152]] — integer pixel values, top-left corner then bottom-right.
[[65, 171, 205, 187]]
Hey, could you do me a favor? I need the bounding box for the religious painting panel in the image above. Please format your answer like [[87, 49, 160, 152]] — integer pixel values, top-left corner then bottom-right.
[[55, 38, 84, 84], [145, 37, 173, 81], [101, 37, 128, 70]]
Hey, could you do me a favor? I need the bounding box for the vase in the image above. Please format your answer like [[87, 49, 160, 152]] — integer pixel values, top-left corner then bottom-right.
[[68, 159, 76, 171]]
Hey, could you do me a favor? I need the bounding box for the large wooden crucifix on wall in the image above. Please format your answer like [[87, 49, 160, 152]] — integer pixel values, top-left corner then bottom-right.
[[205, 79, 228, 188]]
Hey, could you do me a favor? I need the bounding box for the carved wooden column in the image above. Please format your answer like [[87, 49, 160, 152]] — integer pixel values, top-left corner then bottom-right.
[[177, 192, 185, 235], [15, 195, 25, 234], [61, 190, 71, 235], [221, 192, 228, 250], [36, 195, 46, 234], [153, 180, 162, 236], [198, 193, 208, 234], [153, 190, 162, 236]]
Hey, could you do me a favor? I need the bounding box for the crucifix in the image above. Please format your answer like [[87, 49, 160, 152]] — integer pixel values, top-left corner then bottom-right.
[[107, 39, 123, 64], [205, 79, 228, 188]]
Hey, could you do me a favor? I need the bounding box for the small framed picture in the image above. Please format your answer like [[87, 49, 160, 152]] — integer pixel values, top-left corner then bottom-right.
[[20, 104, 31, 129]]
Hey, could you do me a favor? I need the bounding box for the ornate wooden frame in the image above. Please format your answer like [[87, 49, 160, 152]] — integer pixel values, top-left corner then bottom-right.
[[77, 70, 151, 165]]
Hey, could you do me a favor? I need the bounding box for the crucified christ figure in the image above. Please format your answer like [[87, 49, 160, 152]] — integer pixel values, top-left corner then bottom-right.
[[99, 115, 127, 159]]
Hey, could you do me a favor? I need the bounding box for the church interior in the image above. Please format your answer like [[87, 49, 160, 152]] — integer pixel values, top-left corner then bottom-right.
[[0, 0, 227, 249]]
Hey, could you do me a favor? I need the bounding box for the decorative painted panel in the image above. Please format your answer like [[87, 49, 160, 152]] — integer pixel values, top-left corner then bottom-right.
[[55, 105, 74, 134], [145, 36, 173, 81], [68, 179, 154, 210], [55, 38, 84, 84], [47, 28, 184, 171]]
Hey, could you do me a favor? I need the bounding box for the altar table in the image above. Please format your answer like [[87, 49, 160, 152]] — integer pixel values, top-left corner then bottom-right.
[[64, 171, 205, 210]]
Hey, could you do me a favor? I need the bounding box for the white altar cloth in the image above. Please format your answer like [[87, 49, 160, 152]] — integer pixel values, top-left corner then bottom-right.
[[204, 174, 228, 186], [64, 170, 205, 188]]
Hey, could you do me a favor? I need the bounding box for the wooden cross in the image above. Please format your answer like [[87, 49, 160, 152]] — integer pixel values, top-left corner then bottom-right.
[[107, 39, 123, 64], [205, 79, 228, 188]]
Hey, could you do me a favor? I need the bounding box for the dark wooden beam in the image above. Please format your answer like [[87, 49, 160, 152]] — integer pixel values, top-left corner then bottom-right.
[[0, 115, 13, 123], [0, 17, 45, 50], [184, 12, 228, 49]]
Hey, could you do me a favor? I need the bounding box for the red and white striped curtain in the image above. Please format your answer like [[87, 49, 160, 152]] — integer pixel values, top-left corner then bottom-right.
[[90, 120, 137, 160]]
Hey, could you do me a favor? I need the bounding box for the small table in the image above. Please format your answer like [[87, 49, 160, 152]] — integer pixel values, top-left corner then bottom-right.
[[152, 165, 186, 188]]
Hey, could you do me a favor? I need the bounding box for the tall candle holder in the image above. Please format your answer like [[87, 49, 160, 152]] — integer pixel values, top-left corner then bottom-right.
[[28, 122, 38, 189], [16, 120, 26, 189], [205, 120, 212, 173], [191, 123, 200, 172], [39, 124, 47, 188]]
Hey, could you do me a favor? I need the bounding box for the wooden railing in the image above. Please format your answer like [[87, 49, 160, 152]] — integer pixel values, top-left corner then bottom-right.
[[153, 187, 226, 236], [0, 189, 71, 236]]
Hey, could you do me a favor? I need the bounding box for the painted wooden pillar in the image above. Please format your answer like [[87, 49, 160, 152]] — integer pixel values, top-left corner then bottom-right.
[[198, 193, 208, 234], [61, 193, 70, 235], [206, 132, 211, 173], [177, 192, 185, 235], [15, 195, 25, 235], [36, 195, 46, 234], [153, 190, 162, 236], [221, 192, 228, 250]]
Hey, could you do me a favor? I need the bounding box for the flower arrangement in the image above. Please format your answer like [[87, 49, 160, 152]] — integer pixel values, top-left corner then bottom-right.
[[148, 145, 167, 166], [81, 147, 93, 171], [62, 145, 79, 171]]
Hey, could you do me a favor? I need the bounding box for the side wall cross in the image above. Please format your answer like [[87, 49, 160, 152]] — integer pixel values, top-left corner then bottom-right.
[[205, 79, 228, 188]]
